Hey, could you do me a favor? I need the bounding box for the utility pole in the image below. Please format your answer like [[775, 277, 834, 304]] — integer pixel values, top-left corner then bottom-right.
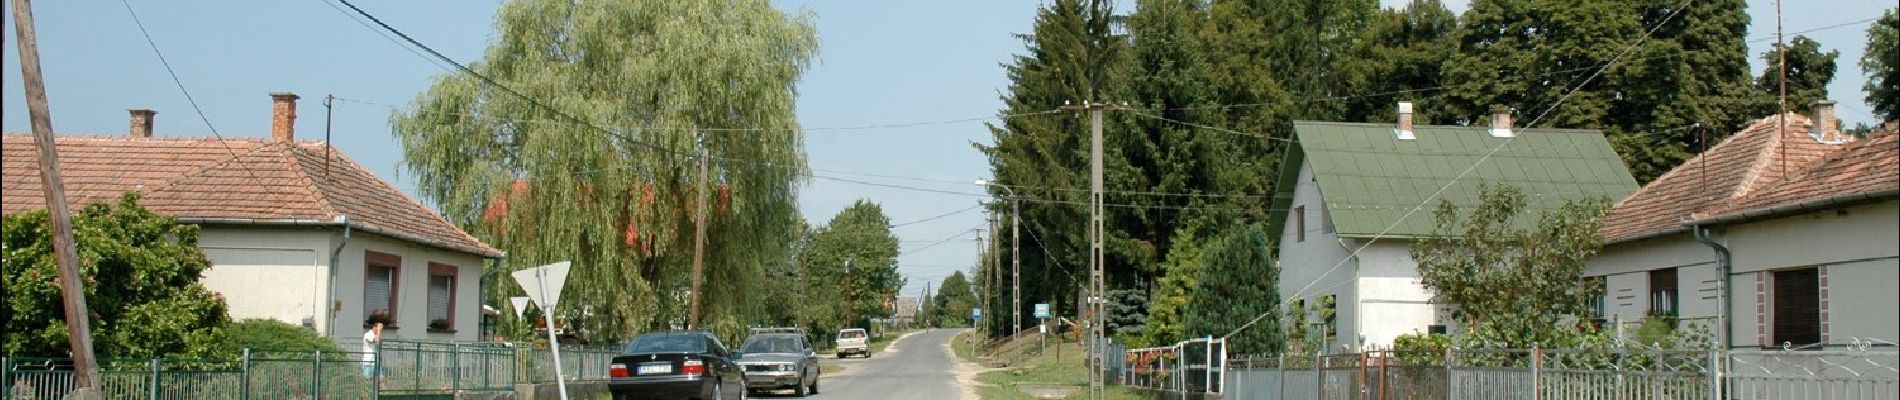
[[842, 258, 855, 329], [1063, 100, 1113, 400], [688, 138, 709, 329], [1011, 193, 1021, 338], [11, 0, 103, 395]]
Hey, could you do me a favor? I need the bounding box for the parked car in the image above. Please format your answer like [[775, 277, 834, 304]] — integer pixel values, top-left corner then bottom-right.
[[609, 331, 747, 400], [737, 331, 820, 396], [834, 328, 870, 358]]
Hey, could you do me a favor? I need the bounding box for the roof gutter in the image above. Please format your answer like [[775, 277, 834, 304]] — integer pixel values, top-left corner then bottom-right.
[[177, 216, 505, 259], [1688, 189, 1899, 226], [1691, 225, 1732, 349]]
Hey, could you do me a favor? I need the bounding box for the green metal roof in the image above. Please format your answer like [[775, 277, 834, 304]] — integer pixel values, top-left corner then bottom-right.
[[1266, 121, 1639, 239]]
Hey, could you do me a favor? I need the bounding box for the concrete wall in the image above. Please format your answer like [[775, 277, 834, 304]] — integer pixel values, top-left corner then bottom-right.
[[1584, 200, 1899, 347], [195, 224, 487, 345], [1352, 241, 1440, 349], [1275, 160, 1359, 352], [199, 227, 335, 330], [1720, 201, 1899, 347], [332, 231, 487, 345]]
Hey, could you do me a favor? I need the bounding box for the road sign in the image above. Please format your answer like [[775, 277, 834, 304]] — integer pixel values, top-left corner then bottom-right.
[[510, 261, 573, 400], [972, 308, 982, 321], [1034, 303, 1051, 319], [509, 296, 531, 320]]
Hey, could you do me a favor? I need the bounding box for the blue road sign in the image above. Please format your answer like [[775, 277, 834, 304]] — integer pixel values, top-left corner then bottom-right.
[[972, 308, 983, 321], [1034, 303, 1051, 319]]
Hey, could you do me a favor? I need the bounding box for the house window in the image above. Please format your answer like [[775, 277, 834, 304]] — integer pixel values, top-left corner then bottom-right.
[[1772, 268, 1821, 348], [1294, 206, 1306, 243], [364, 252, 401, 324], [1649, 268, 1678, 316], [427, 263, 459, 330]]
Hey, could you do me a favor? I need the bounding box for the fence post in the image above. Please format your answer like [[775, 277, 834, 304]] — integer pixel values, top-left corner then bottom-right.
[[1444, 348, 1455, 400], [1705, 350, 1721, 400], [452, 342, 462, 393], [1359, 350, 1369, 400], [240, 348, 252, 400], [313, 350, 323, 399], [149, 358, 162, 400], [1277, 353, 1286, 400], [1530, 347, 1542, 400], [1314, 352, 1323, 400]]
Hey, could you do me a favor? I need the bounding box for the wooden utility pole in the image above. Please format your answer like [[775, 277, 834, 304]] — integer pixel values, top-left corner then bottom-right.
[[688, 141, 709, 329], [10, 0, 103, 394]]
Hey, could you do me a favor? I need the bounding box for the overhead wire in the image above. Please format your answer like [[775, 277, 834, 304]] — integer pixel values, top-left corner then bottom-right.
[[889, 203, 986, 229], [115, 0, 272, 198]]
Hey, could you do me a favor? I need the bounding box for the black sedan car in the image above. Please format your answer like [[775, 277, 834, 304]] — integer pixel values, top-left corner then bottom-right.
[[610, 331, 749, 400]]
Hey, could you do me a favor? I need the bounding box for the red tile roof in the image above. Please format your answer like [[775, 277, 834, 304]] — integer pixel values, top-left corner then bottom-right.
[[2, 134, 503, 258], [1599, 113, 1853, 243], [1691, 133, 1898, 223]]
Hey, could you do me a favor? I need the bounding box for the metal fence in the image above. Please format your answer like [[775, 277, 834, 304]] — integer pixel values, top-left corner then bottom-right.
[[3, 341, 626, 400], [1222, 347, 1898, 400], [1123, 337, 1225, 394]]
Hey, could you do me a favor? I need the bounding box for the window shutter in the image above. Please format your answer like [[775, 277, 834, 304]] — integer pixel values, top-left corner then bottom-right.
[[429, 275, 453, 322], [366, 266, 394, 316]]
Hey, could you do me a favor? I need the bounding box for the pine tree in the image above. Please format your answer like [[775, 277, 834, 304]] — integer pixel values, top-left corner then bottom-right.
[[1186, 223, 1282, 355]]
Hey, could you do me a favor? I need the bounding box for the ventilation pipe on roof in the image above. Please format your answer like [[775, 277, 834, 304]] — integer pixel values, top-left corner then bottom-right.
[[128, 109, 156, 138], [1489, 106, 1515, 138], [1810, 100, 1843, 143], [1395, 101, 1416, 140]]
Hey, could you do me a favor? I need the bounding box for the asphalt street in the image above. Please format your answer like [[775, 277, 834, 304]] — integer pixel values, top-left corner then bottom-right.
[[759, 328, 967, 400]]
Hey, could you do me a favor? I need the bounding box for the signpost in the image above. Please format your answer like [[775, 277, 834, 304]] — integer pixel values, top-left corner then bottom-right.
[[512, 261, 572, 400]]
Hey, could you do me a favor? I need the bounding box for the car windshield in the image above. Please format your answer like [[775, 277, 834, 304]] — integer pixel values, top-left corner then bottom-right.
[[626, 334, 707, 353], [742, 337, 803, 353]]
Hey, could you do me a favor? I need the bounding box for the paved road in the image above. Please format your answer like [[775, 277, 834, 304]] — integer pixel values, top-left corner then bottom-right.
[[760, 329, 967, 400]]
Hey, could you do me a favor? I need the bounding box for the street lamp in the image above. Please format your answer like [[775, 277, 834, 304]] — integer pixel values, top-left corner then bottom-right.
[[975, 179, 1022, 337]]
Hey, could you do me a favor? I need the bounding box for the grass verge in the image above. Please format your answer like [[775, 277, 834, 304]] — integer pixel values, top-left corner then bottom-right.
[[967, 334, 1146, 400]]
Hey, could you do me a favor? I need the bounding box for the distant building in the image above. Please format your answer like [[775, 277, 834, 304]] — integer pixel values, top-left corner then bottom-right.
[[2, 93, 503, 344], [1588, 102, 1898, 349], [1266, 104, 1639, 352], [892, 296, 919, 326]]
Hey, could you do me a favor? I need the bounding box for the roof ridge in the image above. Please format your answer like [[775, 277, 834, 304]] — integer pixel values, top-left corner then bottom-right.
[[293, 144, 500, 256], [281, 143, 342, 219]]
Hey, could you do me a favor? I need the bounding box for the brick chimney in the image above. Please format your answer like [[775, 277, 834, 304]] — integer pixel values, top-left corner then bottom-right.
[[1395, 101, 1416, 140], [1488, 106, 1515, 138], [270, 92, 300, 142], [128, 109, 156, 139], [1810, 100, 1841, 143]]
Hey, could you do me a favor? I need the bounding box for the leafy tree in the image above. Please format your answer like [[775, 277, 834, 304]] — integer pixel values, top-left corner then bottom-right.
[[2, 193, 231, 358], [1185, 223, 1281, 355], [796, 200, 903, 333], [926, 272, 978, 328], [1410, 185, 1610, 348], [1865, 8, 1900, 122], [1340, 0, 1458, 123], [223, 319, 346, 354], [390, 0, 817, 342], [1756, 35, 1839, 114], [1442, 0, 1756, 183]]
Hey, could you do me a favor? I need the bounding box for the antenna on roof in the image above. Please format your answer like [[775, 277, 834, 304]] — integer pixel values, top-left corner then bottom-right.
[[1775, 0, 1787, 178], [324, 94, 335, 180]]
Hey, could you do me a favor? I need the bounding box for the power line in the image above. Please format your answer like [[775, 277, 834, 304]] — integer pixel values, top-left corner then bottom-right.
[[116, 0, 271, 195], [890, 203, 986, 229]]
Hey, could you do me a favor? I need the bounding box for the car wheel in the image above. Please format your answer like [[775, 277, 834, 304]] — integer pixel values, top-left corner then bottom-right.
[[810, 376, 820, 395], [793, 374, 809, 397]]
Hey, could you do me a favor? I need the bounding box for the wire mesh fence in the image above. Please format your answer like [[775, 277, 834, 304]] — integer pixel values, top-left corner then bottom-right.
[[1221, 346, 1898, 400]]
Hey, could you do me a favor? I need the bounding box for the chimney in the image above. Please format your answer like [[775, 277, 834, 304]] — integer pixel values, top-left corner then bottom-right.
[[1488, 106, 1515, 138], [128, 109, 156, 139], [270, 92, 300, 142], [1395, 101, 1416, 140], [1810, 100, 1840, 143]]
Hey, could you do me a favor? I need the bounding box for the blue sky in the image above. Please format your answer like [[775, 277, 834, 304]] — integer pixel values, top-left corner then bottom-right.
[[3, 0, 1890, 304]]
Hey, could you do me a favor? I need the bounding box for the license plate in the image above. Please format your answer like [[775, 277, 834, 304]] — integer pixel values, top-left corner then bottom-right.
[[637, 364, 672, 375]]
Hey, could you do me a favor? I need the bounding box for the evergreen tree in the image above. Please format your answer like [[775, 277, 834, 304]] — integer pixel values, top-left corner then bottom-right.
[[1756, 36, 1839, 114], [1186, 223, 1282, 355], [1865, 8, 1900, 122], [1340, 0, 1458, 123], [1138, 224, 1209, 347], [389, 0, 817, 341]]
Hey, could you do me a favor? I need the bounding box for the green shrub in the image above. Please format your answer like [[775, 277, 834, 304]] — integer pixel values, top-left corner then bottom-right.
[[224, 319, 345, 354]]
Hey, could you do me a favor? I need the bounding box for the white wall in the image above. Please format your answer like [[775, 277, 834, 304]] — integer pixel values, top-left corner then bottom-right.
[[1720, 201, 1900, 347], [1350, 241, 1440, 349], [331, 231, 486, 344], [1276, 160, 1359, 352], [198, 227, 334, 329]]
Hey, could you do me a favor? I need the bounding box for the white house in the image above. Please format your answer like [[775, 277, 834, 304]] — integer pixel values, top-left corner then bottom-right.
[[1588, 103, 1898, 349], [1266, 105, 1639, 352], [2, 93, 504, 344]]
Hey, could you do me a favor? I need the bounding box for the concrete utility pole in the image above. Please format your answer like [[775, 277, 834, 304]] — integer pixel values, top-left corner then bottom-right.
[[1062, 100, 1114, 400], [689, 139, 709, 329], [842, 258, 855, 329], [976, 181, 1022, 337], [10, 0, 104, 395]]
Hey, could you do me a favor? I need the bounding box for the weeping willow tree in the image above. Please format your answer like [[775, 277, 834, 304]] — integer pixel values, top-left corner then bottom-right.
[[391, 0, 817, 343]]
